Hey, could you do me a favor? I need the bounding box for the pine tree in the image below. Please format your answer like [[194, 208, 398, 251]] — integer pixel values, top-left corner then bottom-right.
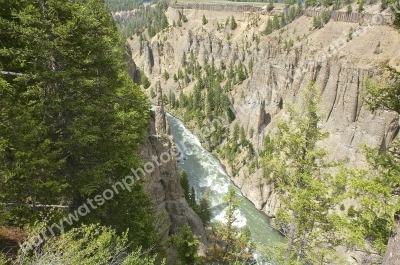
[[236, 62, 246, 83], [207, 187, 254, 264], [262, 83, 347, 264], [181, 51, 187, 67], [189, 186, 197, 208], [198, 197, 212, 226], [169, 89, 176, 109], [0, 0, 155, 250], [170, 223, 200, 265], [202, 14, 208, 25], [354, 68, 400, 263], [267, 0, 275, 12], [141, 72, 151, 88], [179, 170, 190, 203], [230, 16, 237, 30], [322, 9, 331, 24], [248, 58, 254, 75], [233, 123, 240, 142], [163, 70, 169, 80], [264, 18, 273, 35], [181, 14, 188, 23], [13, 224, 163, 265], [239, 125, 246, 145], [358, 0, 364, 12], [272, 15, 280, 30], [347, 4, 352, 13]]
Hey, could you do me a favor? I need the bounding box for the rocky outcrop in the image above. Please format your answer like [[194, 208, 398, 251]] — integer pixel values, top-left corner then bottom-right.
[[125, 43, 140, 84], [303, 9, 390, 25], [383, 215, 400, 265], [154, 81, 168, 135], [231, 44, 399, 215], [170, 3, 262, 13], [142, 41, 154, 76], [140, 104, 207, 251]]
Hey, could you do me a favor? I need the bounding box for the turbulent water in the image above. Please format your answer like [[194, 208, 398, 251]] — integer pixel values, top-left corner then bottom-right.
[[167, 113, 284, 249]]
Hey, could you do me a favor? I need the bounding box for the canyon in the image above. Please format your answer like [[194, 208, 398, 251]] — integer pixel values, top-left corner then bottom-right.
[[128, 3, 399, 263]]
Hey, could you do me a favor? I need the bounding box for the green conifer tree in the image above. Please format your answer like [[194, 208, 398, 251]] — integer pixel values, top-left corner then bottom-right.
[[230, 16, 237, 30], [179, 170, 190, 203], [170, 223, 200, 265], [0, 0, 155, 250], [202, 14, 208, 25], [262, 83, 347, 264]]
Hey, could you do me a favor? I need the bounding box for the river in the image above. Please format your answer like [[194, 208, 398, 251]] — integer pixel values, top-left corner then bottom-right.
[[167, 113, 284, 253]]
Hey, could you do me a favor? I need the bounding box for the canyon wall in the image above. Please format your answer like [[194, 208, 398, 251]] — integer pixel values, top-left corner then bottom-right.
[[129, 9, 400, 260], [304, 9, 391, 24], [138, 83, 207, 254], [170, 3, 263, 12]]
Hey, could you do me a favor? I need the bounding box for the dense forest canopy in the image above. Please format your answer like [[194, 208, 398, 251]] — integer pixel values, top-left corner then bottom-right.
[[105, 0, 149, 12], [0, 0, 158, 262], [111, 0, 169, 39]]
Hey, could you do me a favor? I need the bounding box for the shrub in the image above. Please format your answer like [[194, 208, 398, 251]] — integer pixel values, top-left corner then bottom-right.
[[202, 14, 208, 25], [347, 4, 353, 13], [230, 16, 237, 30], [141, 72, 150, 89]]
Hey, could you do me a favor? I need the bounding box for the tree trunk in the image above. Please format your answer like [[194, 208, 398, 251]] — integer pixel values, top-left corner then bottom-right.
[[285, 212, 296, 263], [382, 215, 400, 265]]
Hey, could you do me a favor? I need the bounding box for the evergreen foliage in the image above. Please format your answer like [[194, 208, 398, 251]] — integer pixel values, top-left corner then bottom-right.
[[230, 16, 237, 30], [358, 0, 365, 12], [262, 83, 347, 264], [163, 70, 170, 80], [13, 224, 163, 265], [141, 72, 151, 89], [248, 58, 254, 74], [347, 4, 353, 13], [170, 223, 200, 265], [189, 186, 197, 208], [313, 16, 323, 28], [202, 14, 208, 25], [347, 27, 354, 41], [349, 67, 400, 254], [181, 14, 188, 23], [179, 169, 191, 203], [267, 0, 275, 11], [105, 0, 144, 12], [198, 196, 212, 226], [322, 9, 331, 23], [263, 4, 302, 35], [305, 0, 318, 7], [0, 0, 155, 254], [111, 0, 169, 38], [207, 187, 255, 264]]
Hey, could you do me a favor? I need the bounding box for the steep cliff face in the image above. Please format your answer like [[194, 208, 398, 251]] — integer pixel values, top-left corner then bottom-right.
[[139, 87, 207, 252], [126, 42, 140, 84], [383, 216, 400, 265], [129, 1, 399, 229]]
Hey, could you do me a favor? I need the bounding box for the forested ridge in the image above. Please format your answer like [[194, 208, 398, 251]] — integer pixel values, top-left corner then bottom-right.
[[112, 0, 169, 39], [105, 0, 148, 12]]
